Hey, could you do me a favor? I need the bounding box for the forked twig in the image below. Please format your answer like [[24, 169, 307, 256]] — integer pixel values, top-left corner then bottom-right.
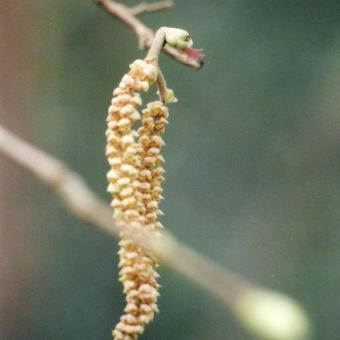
[[93, 0, 201, 69]]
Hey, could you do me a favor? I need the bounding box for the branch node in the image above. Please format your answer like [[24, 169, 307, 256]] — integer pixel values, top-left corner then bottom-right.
[[95, 0, 201, 69]]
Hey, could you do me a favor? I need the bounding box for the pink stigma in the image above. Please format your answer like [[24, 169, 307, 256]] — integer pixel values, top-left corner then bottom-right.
[[184, 47, 204, 61]]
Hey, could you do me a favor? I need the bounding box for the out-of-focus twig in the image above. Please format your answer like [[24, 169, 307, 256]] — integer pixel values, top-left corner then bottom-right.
[[0, 125, 244, 298], [0, 126, 312, 340], [0, 126, 118, 237], [93, 0, 201, 69]]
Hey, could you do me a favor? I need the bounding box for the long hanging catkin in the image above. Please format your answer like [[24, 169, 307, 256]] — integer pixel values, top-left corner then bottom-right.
[[106, 59, 167, 340], [106, 27, 203, 340]]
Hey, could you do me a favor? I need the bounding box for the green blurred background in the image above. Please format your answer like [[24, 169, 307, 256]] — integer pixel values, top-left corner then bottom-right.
[[1, 0, 339, 339]]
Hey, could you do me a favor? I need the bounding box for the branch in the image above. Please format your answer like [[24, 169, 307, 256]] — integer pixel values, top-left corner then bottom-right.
[[93, 0, 201, 69], [0, 126, 117, 237], [0, 125, 241, 296], [0, 125, 311, 340]]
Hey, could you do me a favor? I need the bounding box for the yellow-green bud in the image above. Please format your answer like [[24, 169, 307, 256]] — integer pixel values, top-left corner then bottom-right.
[[234, 290, 312, 340], [164, 28, 193, 51]]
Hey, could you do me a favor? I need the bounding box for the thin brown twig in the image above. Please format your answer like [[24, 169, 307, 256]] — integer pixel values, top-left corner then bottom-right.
[[130, 1, 173, 16], [93, 0, 201, 69]]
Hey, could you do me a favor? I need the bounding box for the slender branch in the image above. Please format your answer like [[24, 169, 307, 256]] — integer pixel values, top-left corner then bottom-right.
[[130, 1, 173, 16], [0, 126, 118, 237], [93, 0, 201, 69], [94, 0, 153, 49], [0, 125, 245, 301], [0, 126, 312, 340]]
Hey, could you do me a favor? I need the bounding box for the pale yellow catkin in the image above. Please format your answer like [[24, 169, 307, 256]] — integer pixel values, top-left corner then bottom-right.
[[105, 59, 168, 340]]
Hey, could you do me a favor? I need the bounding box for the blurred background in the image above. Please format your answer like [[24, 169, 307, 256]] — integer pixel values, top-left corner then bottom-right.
[[1, 0, 339, 339]]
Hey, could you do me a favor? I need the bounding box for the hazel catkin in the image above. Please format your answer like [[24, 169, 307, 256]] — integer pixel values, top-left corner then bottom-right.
[[106, 59, 169, 340]]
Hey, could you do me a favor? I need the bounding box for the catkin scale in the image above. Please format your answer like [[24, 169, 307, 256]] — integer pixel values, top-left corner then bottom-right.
[[106, 59, 168, 340]]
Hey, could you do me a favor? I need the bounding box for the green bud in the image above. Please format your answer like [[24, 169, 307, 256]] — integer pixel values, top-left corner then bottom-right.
[[164, 27, 193, 51], [234, 290, 312, 340]]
